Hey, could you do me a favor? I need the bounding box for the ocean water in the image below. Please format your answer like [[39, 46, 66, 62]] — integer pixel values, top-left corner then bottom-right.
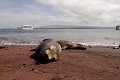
[[0, 28, 120, 46]]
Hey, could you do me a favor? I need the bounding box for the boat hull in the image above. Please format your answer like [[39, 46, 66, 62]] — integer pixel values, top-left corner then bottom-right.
[[17, 27, 33, 30], [17, 25, 33, 30]]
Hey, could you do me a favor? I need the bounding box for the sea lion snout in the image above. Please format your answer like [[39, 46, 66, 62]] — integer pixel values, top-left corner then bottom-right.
[[45, 50, 57, 61]]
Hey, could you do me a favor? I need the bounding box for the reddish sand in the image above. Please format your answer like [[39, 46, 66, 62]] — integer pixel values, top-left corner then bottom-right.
[[0, 45, 120, 80]]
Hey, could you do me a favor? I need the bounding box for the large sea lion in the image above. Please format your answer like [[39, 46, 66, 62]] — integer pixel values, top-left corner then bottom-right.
[[32, 39, 61, 64]]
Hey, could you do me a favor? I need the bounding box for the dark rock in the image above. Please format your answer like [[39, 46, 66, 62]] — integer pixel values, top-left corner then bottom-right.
[[0, 45, 5, 49]]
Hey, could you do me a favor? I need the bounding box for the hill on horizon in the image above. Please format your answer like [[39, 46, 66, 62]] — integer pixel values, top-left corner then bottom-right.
[[35, 25, 114, 29]]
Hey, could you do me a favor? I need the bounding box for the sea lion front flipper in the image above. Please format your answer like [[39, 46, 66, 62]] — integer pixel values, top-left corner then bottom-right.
[[30, 48, 36, 51]]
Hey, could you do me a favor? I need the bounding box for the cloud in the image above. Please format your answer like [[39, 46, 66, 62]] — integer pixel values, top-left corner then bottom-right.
[[0, 0, 120, 28], [36, 0, 120, 26], [0, 0, 82, 28], [0, 8, 81, 28]]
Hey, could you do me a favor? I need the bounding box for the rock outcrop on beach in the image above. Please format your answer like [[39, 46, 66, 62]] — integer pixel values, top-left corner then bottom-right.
[[0, 44, 5, 49], [113, 44, 120, 49], [57, 40, 87, 50]]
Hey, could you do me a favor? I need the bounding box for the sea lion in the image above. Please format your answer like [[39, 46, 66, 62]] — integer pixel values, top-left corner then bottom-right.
[[32, 39, 61, 63], [57, 40, 86, 50]]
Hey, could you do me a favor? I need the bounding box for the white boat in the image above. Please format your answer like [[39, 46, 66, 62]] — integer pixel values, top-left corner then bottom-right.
[[17, 25, 33, 30]]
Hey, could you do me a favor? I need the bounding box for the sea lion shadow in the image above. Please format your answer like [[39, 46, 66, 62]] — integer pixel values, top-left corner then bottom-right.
[[30, 53, 56, 64], [30, 53, 46, 64]]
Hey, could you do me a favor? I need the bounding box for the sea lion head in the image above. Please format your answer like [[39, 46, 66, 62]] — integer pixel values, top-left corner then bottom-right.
[[45, 45, 59, 61]]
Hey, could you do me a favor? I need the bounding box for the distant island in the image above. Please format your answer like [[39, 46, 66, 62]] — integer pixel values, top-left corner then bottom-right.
[[35, 25, 114, 29]]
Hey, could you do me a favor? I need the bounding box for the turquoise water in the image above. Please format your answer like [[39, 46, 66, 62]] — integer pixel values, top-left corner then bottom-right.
[[0, 28, 120, 46]]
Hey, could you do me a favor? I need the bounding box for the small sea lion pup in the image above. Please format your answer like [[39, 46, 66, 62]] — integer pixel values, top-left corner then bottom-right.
[[33, 39, 61, 63], [57, 40, 86, 50]]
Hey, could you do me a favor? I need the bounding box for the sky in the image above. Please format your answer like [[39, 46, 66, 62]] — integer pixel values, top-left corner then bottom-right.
[[0, 0, 120, 28]]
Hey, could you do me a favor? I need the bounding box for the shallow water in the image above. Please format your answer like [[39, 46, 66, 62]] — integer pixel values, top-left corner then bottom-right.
[[0, 28, 120, 46]]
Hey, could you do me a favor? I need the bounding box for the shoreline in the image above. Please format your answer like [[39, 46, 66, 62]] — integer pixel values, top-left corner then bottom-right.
[[0, 39, 120, 48], [2, 43, 120, 48]]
